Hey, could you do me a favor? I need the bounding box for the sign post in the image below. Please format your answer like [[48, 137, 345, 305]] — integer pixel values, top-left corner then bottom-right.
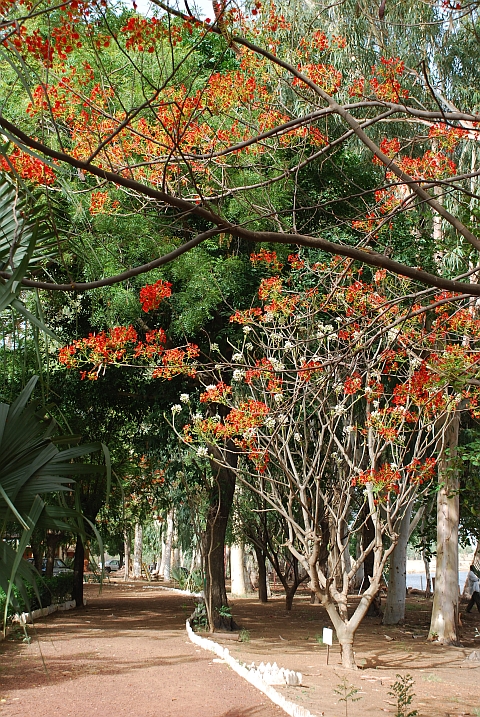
[[323, 627, 333, 665]]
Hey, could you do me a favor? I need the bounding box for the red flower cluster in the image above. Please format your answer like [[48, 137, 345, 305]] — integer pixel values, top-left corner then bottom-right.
[[250, 249, 283, 273], [0, 147, 56, 185], [200, 382, 232, 403], [139, 279, 172, 313], [370, 57, 409, 102]]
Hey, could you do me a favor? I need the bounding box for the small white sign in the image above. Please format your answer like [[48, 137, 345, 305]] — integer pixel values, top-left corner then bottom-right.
[[323, 627, 333, 646]]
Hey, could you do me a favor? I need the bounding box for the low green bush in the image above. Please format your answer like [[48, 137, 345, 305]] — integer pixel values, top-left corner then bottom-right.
[[0, 572, 74, 617]]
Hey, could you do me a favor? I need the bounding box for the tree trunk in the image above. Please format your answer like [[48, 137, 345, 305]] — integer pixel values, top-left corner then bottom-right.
[[45, 531, 62, 578], [72, 534, 84, 608], [133, 523, 143, 579], [424, 552, 432, 598], [429, 413, 460, 643], [361, 513, 381, 616], [204, 456, 237, 632], [383, 503, 413, 625], [230, 543, 247, 595], [123, 529, 131, 581], [253, 545, 268, 603], [31, 538, 43, 574], [163, 510, 174, 581]]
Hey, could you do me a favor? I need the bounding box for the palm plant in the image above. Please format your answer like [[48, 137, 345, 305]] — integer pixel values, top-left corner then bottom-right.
[[0, 171, 58, 335], [0, 376, 106, 628]]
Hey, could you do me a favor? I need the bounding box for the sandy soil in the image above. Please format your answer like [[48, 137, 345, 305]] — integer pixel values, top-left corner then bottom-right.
[[1, 583, 479, 717], [0, 584, 283, 717], [219, 587, 480, 717]]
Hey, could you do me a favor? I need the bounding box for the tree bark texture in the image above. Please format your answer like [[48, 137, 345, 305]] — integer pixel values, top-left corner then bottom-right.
[[253, 545, 268, 603], [230, 543, 247, 595], [45, 531, 62, 578], [163, 510, 174, 581], [72, 534, 84, 608], [383, 503, 413, 625], [123, 530, 131, 581], [204, 456, 237, 632], [429, 413, 460, 644], [133, 523, 143, 579]]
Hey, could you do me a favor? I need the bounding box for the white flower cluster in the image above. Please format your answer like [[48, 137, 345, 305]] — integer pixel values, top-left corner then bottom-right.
[[263, 312, 275, 323], [243, 326, 252, 334], [243, 427, 257, 439], [277, 414, 288, 425], [316, 323, 334, 339], [197, 446, 209, 458], [270, 358, 285, 371], [171, 404, 182, 414], [210, 343, 219, 352], [274, 393, 284, 404], [233, 369, 245, 382], [180, 394, 190, 403], [344, 425, 356, 434], [193, 412, 203, 422], [232, 352, 243, 362], [245, 342, 253, 351], [334, 404, 346, 416], [264, 415, 276, 430], [284, 341, 294, 350], [294, 433, 302, 442]]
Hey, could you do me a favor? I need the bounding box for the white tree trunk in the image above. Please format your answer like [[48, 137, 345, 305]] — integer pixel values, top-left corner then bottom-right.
[[133, 523, 143, 579], [383, 502, 413, 624], [429, 414, 460, 643], [230, 543, 247, 595], [123, 530, 131, 581], [158, 539, 166, 575], [163, 510, 174, 581]]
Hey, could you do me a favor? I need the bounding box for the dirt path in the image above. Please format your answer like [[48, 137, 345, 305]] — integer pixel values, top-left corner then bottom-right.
[[0, 584, 284, 717]]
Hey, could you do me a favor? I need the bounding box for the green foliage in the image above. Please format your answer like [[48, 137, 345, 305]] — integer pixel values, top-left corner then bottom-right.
[[216, 604, 232, 618], [333, 676, 362, 717], [238, 628, 250, 643], [388, 674, 418, 717], [0, 376, 106, 623], [0, 572, 73, 618], [190, 600, 208, 630]]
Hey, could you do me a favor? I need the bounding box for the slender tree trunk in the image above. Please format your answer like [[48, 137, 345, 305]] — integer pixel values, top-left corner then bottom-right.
[[204, 455, 237, 632], [163, 510, 174, 581], [133, 523, 143, 579], [123, 529, 131, 581], [72, 534, 84, 608], [230, 543, 247, 595], [429, 413, 460, 643], [31, 538, 43, 574], [383, 503, 413, 625], [253, 545, 268, 603], [423, 551, 432, 598], [45, 531, 62, 578]]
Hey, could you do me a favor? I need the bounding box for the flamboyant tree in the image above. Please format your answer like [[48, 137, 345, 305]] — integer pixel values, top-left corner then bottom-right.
[[59, 249, 480, 661], [0, 0, 479, 299]]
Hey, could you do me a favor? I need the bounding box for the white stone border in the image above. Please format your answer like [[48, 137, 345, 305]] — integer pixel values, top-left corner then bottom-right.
[[143, 585, 203, 597], [186, 620, 318, 717], [1, 598, 81, 641]]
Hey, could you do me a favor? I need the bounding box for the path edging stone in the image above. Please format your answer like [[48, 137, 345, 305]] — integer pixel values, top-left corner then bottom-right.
[[185, 619, 318, 717], [1, 598, 82, 641]]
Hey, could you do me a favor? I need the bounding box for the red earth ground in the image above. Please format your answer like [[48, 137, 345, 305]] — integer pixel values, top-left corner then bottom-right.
[[1, 582, 479, 717]]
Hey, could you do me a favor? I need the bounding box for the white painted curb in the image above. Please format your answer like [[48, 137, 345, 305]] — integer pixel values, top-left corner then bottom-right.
[[143, 585, 203, 597], [186, 620, 318, 717], [1, 598, 80, 642]]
